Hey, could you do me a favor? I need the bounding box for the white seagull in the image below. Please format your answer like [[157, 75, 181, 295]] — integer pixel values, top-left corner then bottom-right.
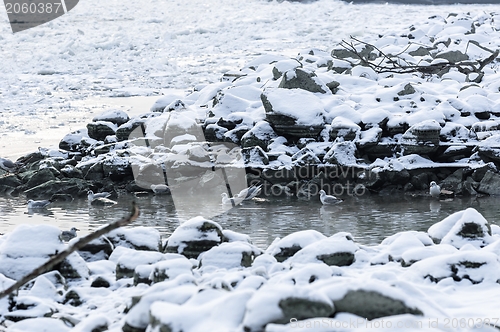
[[27, 199, 52, 209], [236, 184, 263, 201], [0, 157, 16, 172], [221, 193, 244, 206], [319, 190, 343, 205], [60, 227, 79, 242], [87, 190, 111, 202], [429, 181, 441, 199]]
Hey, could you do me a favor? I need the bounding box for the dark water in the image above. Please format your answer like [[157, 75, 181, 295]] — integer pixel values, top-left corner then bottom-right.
[[1, 193, 499, 249]]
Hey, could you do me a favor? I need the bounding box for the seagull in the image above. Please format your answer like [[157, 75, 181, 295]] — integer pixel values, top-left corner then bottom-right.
[[319, 190, 343, 205], [0, 157, 16, 172], [429, 181, 441, 199], [151, 184, 170, 195], [60, 227, 79, 242], [221, 193, 243, 206], [87, 190, 111, 202], [236, 184, 263, 201], [27, 199, 52, 209]]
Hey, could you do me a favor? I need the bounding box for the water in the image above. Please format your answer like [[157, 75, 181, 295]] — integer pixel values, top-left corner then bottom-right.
[[1, 193, 499, 249]]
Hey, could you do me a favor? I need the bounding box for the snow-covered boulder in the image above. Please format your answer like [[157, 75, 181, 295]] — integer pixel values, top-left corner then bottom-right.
[[290, 232, 358, 267], [278, 67, 329, 94], [107, 226, 161, 251], [149, 254, 194, 283], [261, 88, 326, 137], [401, 120, 441, 155], [242, 284, 334, 332], [92, 109, 130, 126], [427, 208, 493, 249], [164, 217, 225, 259], [86, 121, 117, 142], [199, 242, 262, 269], [0, 224, 89, 281], [109, 246, 165, 280], [406, 250, 500, 284], [265, 230, 326, 262]]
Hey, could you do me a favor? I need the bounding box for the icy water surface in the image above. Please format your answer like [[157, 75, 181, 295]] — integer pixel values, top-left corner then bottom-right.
[[0, 193, 499, 249]]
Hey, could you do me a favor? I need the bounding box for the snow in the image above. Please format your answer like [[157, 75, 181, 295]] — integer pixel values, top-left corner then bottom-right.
[[262, 88, 325, 126]]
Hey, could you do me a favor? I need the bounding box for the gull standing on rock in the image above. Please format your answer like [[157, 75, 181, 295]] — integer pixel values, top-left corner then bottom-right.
[[319, 190, 343, 205], [0, 157, 16, 172], [87, 190, 111, 202], [60, 227, 79, 242], [429, 181, 441, 199], [27, 199, 52, 209]]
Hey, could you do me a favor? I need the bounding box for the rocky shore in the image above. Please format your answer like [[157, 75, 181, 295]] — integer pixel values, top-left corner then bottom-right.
[[3, 12, 500, 202], [1, 207, 499, 331]]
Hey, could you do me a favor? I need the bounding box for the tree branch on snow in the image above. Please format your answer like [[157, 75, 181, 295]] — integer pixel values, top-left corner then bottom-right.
[[0, 202, 140, 300], [336, 36, 499, 80]]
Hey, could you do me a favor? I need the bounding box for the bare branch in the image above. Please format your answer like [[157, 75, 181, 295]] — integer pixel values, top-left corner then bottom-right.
[[334, 37, 499, 80], [0, 202, 140, 300]]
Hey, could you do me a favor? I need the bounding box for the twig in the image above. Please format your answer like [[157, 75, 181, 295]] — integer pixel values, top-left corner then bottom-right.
[[0, 202, 140, 300]]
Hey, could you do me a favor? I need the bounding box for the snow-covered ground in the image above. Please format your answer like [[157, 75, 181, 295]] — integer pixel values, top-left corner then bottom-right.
[[0, 0, 496, 159]]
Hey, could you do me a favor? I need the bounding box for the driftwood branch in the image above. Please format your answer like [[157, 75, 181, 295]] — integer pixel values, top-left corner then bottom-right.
[[0, 202, 140, 300], [336, 36, 499, 78]]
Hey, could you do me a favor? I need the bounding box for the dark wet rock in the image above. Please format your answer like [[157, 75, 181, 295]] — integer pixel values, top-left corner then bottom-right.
[[60, 165, 84, 179], [477, 170, 500, 195], [116, 119, 146, 142], [87, 121, 117, 142], [471, 163, 497, 182], [435, 50, 469, 63], [333, 290, 423, 320], [77, 161, 104, 181], [278, 67, 328, 93], [50, 193, 74, 202], [440, 168, 463, 193], [24, 167, 59, 190], [25, 178, 88, 199], [397, 83, 417, 96], [164, 217, 225, 259], [0, 174, 22, 188], [78, 236, 114, 262], [59, 129, 96, 152], [63, 289, 83, 306], [54, 252, 90, 281], [241, 121, 277, 151], [93, 109, 130, 126], [278, 297, 334, 323], [203, 123, 228, 142]]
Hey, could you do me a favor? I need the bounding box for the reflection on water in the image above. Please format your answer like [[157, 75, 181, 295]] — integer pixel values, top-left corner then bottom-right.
[[1, 193, 499, 248]]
